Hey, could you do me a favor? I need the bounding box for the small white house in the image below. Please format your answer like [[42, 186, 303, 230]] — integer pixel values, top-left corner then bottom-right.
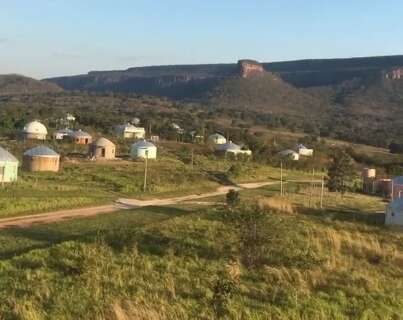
[[130, 140, 157, 159], [279, 149, 300, 161], [53, 128, 74, 140], [209, 133, 227, 145], [385, 198, 403, 226], [216, 141, 252, 156], [115, 124, 145, 139], [297, 144, 314, 157]]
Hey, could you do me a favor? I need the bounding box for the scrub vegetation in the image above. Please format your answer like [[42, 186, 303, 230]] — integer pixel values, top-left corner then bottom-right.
[[0, 186, 401, 319]]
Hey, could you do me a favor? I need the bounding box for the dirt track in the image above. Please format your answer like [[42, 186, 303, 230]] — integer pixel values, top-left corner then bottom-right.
[[0, 181, 278, 229]]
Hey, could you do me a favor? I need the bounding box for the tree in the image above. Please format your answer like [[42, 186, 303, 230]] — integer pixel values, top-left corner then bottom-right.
[[226, 189, 240, 207], [327, 151, 355, 194]]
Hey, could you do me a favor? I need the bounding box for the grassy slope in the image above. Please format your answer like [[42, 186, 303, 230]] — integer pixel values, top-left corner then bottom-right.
[[207, 73, 325, 116], [0, 186, 401, 319]]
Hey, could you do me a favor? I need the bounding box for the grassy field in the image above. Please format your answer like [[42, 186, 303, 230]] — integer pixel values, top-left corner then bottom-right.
[[0, 142, 319, 218], [0, 187, 401, 319]]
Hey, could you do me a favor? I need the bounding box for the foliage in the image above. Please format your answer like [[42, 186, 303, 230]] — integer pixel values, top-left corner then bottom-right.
[[226, 189, 240, 207], [328, 151, 356, 194]]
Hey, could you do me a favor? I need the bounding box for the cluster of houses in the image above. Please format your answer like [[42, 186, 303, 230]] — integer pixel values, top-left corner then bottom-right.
[[278, 144, 314, 161], [362, 168, 403, 226], [0, 120, 158, 180], [207, 133, 252, 156]]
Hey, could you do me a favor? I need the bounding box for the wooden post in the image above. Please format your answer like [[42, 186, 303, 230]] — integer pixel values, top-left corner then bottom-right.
[[191, 148, 194, 169], [320, 174, 325, 209], [143, 150, 148, 192], [309, 168, 314, 207], [280, 161, 283, 197]]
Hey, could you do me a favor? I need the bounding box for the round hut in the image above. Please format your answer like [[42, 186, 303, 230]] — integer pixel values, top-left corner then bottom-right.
[[208, 133, 227, 145], [89, 137, 116, 160], [23, 146, 60, 172], [130, 140, 157, 159], [0, 146, 18, 183], [71, 130, 92, 145], [22, 120, 48, 140]]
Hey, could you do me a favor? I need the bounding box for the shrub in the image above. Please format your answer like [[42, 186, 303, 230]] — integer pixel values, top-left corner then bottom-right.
[[226, 189, 240, 207]]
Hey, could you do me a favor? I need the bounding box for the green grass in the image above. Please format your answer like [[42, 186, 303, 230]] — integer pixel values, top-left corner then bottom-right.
[[0, 150, 318, 218], [0, 193, 401, 319]]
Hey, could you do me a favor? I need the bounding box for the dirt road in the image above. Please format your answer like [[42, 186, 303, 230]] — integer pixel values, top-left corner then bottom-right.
[[0, 181, 277, 229]]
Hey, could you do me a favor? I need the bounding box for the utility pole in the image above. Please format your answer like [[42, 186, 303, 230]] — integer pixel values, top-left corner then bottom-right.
[[143, 150, 148, 192], [280, 161, 283, 196], [320, 174, 325, 209], [191, 148, 194, 169], [308, 168, 315, 208]]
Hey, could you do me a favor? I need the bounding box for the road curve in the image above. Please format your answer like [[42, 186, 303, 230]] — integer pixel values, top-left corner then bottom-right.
[[0, 181, 278, 230]]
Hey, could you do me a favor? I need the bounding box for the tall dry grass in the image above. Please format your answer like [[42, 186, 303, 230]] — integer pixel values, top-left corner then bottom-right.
[[257, 196, 295, 214]]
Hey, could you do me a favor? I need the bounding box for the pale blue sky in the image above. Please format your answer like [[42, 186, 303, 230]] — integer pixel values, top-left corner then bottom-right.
[[1, 0, 402, 78]]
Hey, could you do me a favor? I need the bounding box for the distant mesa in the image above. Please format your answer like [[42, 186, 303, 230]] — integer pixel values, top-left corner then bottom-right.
[[385, 67, 403, 80], [237, 59, 265, 78]]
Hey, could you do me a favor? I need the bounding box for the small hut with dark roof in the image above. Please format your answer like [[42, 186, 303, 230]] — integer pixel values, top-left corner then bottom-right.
[[89, 137, 116, 160], [23, 146, 60, 172]]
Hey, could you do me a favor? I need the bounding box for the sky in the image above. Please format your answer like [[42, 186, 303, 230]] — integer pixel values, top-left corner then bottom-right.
[[1, 0, 402, 79]]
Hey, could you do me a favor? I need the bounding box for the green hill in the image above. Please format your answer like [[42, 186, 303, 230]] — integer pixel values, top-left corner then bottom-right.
[[205, 72, 325, 116], [0, 74, 62, 95]]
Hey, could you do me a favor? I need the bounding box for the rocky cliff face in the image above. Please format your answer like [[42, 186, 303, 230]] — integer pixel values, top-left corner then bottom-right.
[[238, 60, 265, 78]]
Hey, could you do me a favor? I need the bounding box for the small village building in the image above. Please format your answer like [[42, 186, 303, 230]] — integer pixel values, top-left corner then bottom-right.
[[190, 130, 204, 143], [115, 124, 146, 139], [0, 147, 18, 183], [279, 149, 300, 161], [216, 141, 252, 156], [150, 135, 160, 143], [22, 120, 48, 140], [131, 117, 141, 126], [208, 133, 227, 145], [53, 128, 74, 140], [71, 130, 92, 145], [130, 140, 157, 159], [296, 144, 314, 157], [89, 138, 116, 160], [385, 198, 403, 226], [392, 176, 403, 200], [171, 123, 184, 134], [23, 146, 60, 172]]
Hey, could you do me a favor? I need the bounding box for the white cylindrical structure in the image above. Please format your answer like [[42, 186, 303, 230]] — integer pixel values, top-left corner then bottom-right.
[[130, 140, 157, 159]]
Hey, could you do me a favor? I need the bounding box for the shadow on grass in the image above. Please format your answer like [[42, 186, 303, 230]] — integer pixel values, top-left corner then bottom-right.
[[205, 171, 237, 186], [0, 206, 193, 260], [298, 206, 385, 226]]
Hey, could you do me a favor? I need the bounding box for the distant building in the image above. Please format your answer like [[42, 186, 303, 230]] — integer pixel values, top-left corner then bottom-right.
[[171, 123, 184, 134], [279, 149, 300, 161], [22, 120, 48, 140], [150, 135, 160, 143], [115, 123, 146, 139], [392, 176, 403, 200], [130, 140, 157, 159], [53, 128, 74, 140], [216, 141, 252, 156], [89, 138, 116, 160], [296, 144, 314, 157], [71, 130, 92, 145], [208, 133, 227, 145], [23, 146, 60, 172], [0, 146, 18, 183], [385, 198, 403, 226]]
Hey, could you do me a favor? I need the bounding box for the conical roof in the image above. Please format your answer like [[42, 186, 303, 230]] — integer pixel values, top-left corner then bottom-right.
[[72, 129, 92, 138], [93, 137, 115, 147], [132, 139, 156, 149], [24, 146, 59, 157], [0, 146, 18, 162], [23, 120, 48, 134], [217, 141, 241, 151]]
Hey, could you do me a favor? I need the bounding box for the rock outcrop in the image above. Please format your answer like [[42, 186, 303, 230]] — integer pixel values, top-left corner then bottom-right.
[[238, 60, 265, 78]]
